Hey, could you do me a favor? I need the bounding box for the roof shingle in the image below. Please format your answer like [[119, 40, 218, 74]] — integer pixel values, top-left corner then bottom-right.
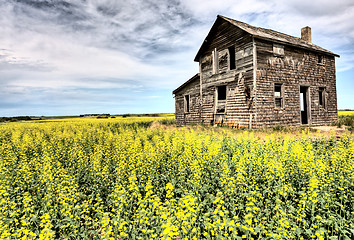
[[195, 15, 339, 61]]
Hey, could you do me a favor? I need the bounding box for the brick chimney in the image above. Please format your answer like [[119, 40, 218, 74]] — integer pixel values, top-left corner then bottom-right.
[[301, 26, 311, 43]]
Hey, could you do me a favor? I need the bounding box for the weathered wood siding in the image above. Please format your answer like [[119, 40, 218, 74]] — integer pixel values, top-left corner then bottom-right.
[[174, 18, 338, 128], [174, 78, 201, 125], [198, 21, 256, 127], [255, 38, 338, 127]]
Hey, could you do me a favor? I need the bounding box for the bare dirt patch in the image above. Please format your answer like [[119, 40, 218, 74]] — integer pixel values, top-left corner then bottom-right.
[[311, 126, 346, 132]]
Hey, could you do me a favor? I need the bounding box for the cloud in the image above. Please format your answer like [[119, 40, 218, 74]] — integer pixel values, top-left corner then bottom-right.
[[0, 0, 353, 116], [1, 0, 198, 77], [179, 0, 354, 71]]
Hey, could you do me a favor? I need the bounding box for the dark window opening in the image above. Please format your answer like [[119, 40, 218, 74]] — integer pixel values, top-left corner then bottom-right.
[[228, 46, 236, 70], [300, 86, 309, 124], [245, 85, 251, 99], [245, 85, 253, 109], [216, 106, 225, 113], [274, 84, 283, 108], [184, 95, 190, 113], [212, 49, 219, 74], [319, 87, 325, 108], [217, 86, 227, 100], [275, 98, 282, 108], [318, 55, 323, 64]]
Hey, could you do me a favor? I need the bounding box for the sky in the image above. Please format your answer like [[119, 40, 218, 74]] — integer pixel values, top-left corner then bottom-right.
[[0, 0, 353, 117]]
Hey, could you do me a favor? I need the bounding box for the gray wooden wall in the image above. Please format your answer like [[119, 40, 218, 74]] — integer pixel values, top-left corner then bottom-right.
[[198, 23, 256, 127], [174, 78, 201, 125], [255, 39, 337, 127], [175, 21, 338, 128]]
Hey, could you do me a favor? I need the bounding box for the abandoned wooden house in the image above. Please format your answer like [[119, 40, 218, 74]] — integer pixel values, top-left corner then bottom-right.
[[173, 15, 339, 128]]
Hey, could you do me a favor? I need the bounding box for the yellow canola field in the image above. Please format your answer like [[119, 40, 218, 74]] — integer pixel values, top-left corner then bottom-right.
[[338, 111, 354, 116], [0, 117, 353, 239]]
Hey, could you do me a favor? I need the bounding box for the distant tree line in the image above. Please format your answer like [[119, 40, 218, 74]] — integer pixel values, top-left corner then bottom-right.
[[121, 113, 160, 118], [0, 116, 35, 122]]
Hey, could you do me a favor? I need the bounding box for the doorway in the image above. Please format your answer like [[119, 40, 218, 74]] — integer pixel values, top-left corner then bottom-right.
[[300, 86, 309, 124], [214, 86, 227, 125]]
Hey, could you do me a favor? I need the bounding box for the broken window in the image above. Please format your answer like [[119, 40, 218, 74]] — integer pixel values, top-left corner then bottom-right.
[[201, 55, 212, 71], [217, 86, 227, 100], [228, 46, 236, 70], [184, 95, 190, 113], [273, 44, 284, 56], [245, 85, 253, 108], [212, 48, 219, 74], [274, 83, 283, 108], [318, 55, 323, 64], [218, 52, 228, 72], [216, 86, 226, 113], [216, 105, 225, 113], [245, 85, 251, 99], [319, 87, 325, 108]]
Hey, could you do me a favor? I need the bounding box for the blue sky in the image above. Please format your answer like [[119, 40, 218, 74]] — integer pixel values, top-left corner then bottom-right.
[[0, 0, 353, 116]]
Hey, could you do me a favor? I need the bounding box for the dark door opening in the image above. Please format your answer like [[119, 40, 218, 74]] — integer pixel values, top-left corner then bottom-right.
[[214, 86, 227, 125], [300, 86, 309, 124]]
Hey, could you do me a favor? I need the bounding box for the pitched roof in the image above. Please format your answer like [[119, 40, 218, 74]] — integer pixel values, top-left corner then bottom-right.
[[172, 73, 199, 94], [194, 15, 339, 61]]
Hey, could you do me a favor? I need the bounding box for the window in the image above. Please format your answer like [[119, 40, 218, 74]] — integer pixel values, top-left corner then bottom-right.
[[212, 48, 219, 74], [184, 95, 190, 113], [245, 85, 252, 108], [228, 46, 236, 70], [319, 87, 325, 108], [273, 44, 284, 56], [201, 55, 212, 71], [217, 86, 227, 100], [216, 86, 226, 113], [318, 55, 323, 64], [274, 83, 283, 108]]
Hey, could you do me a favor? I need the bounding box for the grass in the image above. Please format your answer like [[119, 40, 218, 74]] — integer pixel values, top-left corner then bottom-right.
[[334, 111, 354, 130]]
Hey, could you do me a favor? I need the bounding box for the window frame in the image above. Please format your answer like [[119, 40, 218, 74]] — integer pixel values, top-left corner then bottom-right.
[[273, 44, 284, 57], [215, 85, 227, 113], [184, 95, 190, 113], [274, 83, 284, 109], [212, 48, 219, 74], [217, 85, 227, 101], [318, 55, 323, 65], [319, 87, 326, 109], [228, 46, 236, 70]]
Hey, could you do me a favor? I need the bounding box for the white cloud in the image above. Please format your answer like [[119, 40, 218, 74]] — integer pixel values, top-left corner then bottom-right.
[[0, 0, 353, 116]]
